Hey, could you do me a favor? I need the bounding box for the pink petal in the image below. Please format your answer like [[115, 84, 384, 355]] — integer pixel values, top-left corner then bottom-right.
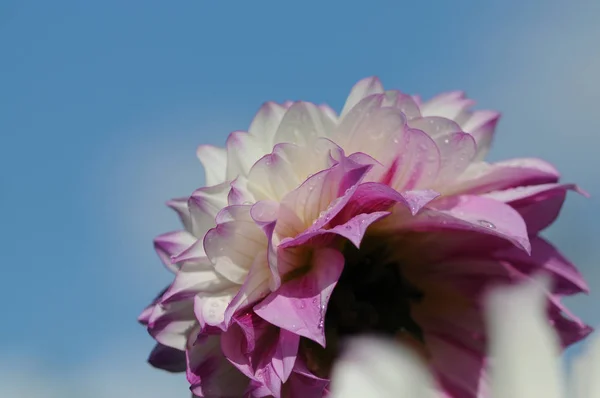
[[186, 332, 249, 397], [221, 255, 272, 328], [494, 237, 588, 295], [327, 211, 390, 248], [154, 231, 197, 272], [382, 127, 441, 192], [196, 144, 227, 186], [148, 300, 196, 350], [221, 312, 300, 397], [278, 152, 373, 233], [452, 158, 560, 195], [338, 183, 440, 218], [381, 195, 531, 253], [254, 248, 345, 347], [284, 359, 329, 397], [148, 343, 186, 373], [170, 239, 206, 263], [486, 183, 581, 234], [138, 286, 168, 325]]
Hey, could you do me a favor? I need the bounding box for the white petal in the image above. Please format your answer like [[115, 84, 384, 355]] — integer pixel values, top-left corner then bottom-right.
[[196, 145, 227, 186], [340, 76, 385, 119], [329, 337, 438, 398], [570, 330, 600, 398], [485, 276, 564, 398]]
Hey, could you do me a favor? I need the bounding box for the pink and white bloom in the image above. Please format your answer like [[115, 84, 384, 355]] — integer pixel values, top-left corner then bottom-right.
[[140, 77, 590, 397], [329, 277, 600, 398]]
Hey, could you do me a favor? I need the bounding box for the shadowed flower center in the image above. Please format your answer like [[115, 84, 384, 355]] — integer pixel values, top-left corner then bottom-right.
[[302, 240, 425, 377]]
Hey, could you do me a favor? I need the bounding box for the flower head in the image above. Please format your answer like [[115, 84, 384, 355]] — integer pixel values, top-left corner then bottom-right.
[[140, 77, 590, 397]]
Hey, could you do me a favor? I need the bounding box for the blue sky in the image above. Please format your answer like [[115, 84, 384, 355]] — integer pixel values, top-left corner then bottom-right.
[[1, 0, 599, 396]]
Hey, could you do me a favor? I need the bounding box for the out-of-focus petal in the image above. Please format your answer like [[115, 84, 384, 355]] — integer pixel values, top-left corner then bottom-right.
[[485, 276, 564, 398], [570, 331, 600, 398], [329, 336, 438, 398], [148, 343, 187, 373]]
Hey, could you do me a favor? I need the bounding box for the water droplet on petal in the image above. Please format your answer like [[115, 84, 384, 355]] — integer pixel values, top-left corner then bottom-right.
[[477, 219, 496, 229], [344, 225, 352, 231]]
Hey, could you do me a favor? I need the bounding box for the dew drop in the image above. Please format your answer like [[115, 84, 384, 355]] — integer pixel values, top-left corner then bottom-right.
[[477, 219, 496, 229], [344, 225, 352, 231]]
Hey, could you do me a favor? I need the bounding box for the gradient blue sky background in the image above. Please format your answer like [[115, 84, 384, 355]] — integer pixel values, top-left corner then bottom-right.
[[1, 1, 599, 396]]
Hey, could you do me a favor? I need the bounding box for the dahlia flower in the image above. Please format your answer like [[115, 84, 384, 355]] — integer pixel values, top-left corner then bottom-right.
[[328, 277, 600, 398], [139, 77, 590, 397]]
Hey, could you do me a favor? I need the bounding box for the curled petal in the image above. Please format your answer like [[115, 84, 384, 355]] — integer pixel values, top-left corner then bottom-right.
[[486, 183, 582, 234], [161, 258, 236, 304], [186, 332, 249, 397], [254, 248, 345, 347], [204, 205, 267, 284], [221, 312, 300, 397], [188, 182, 230, 238], [221, 255, 272, 328], [154, 231, 197, 272], [284, 359, 330, 398], [451, 158, 560, 195], [247, 141, 338, 203], [463, 111, 500, 161], [378, 195, 531, 254], [147, 300, 196, 350], [494, 237, 588, 296]]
